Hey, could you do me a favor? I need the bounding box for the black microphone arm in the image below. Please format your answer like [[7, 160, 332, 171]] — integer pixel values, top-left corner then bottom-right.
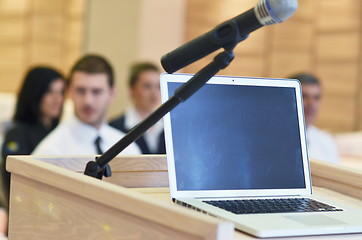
[[84, 50, 235, 179], [84, 0, 298, 179], [161, 9, 254, 74], [161, 0, 298, 73]]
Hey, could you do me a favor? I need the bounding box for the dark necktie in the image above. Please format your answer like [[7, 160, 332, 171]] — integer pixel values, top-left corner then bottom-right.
[[94, 136, 103, 154]]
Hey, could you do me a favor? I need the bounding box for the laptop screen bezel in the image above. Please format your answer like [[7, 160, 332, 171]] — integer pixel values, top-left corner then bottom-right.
[[161, 73, 312, 199]]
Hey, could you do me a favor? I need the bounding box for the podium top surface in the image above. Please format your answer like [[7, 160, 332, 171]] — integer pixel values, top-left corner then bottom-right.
[[6, 155, 362, 239], [7, 155, 233, 240]]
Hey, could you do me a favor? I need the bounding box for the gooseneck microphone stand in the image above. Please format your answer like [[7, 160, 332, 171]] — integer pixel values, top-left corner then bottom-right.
[[84, 12, 251, 179], [83, 0, 297, 179], [84, 49, 235, 179]]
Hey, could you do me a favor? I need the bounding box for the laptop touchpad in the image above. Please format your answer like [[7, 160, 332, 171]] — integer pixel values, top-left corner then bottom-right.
[[284, 215, 347, 226]]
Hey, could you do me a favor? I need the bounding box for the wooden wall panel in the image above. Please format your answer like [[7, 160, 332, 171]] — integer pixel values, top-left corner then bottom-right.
[[222, 53, 266, 77], [0, 19, 25, 41], [0, 0, 28, 92], [316, 62, 359, 97], [0, 0, 28, 15], [270, 22, 314, 51], [62, 0, 85, 74], [30, 43, 63, 67], [316, 0, 360, 32], [314, 0, 361, 131], [291, 0, 315, 21], [316, 33, 359, 62], [30, 16, 64, 41], [31, 0, 63, 13], [0, 0, 361, 132], [268, 52, 311, 78], [0, 0, 85, 93], [357, 3, 362, 130], [234, 30, 266, 56], [316, 96, 356, 132]]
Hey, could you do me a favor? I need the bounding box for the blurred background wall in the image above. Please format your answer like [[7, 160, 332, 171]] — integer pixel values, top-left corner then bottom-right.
[[84, 0, 185, 119], [0, 0, 360, 132], [0, 0, 84, 91]]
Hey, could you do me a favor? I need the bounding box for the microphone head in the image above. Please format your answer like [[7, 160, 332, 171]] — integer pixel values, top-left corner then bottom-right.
[[255, 0, 298, 25]]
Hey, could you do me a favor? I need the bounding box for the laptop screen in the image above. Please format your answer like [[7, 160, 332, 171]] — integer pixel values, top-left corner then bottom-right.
[[162, 74, 309, 195]]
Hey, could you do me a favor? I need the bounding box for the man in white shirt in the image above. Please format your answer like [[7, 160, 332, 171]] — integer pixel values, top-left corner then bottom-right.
[[110, 62, 165, 154], [289, 73, 339, 163], [33, 55, 141, 155]]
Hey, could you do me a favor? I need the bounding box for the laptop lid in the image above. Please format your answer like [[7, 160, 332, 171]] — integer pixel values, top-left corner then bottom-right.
[[161, 73, 311, 199]]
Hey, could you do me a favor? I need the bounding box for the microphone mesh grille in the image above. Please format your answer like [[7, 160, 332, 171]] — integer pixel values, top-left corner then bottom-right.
[[255, 0, 298, 26]]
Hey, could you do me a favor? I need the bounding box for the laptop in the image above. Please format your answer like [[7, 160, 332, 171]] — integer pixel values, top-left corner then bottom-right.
[[160, 73, 362, 238]]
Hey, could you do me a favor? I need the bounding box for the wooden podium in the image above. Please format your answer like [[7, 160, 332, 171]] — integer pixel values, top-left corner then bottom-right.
[[6, 155, 362, 239], [6, 155, 233, 240]]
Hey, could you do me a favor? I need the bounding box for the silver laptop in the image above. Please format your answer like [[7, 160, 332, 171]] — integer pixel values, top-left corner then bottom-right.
[[161, 73, 362, 238]]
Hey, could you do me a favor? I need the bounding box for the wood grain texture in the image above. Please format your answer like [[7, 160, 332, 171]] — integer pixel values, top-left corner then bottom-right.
[[316, 62, 359, 97], [340, 155, 362, 170], [35, 155, 169, 187], [316, 0, 360, 32], [316, 96, 356, 132], [34, 155, 167, 171], [311, 159, 362, 200], [103, 171, 169, 188], [0, 0, 84, 93], [7, 156, 233, 240], [6, 155, 362, 239], [316, 32, 360, 62], [9, 174, 201, 240]]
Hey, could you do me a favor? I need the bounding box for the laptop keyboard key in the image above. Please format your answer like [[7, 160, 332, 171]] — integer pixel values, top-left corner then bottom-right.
[[203, 198, 343, 214]]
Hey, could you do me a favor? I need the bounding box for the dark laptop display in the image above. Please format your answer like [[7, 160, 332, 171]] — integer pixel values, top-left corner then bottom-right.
[[168, 82, 305, 191], [162, 74, 362, 238]]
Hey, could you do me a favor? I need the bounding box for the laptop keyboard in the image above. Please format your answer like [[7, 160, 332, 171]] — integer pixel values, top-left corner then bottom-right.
[[204, 198, 343, 214]]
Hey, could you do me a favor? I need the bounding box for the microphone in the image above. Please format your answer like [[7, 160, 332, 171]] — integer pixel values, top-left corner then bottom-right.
[[161, 0, 298, 73]]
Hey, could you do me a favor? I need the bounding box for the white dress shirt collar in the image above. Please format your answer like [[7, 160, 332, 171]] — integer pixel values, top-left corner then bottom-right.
[[123, 105, 164, 152], [68, 114, 109, 143], [124, 105, 142, 130]]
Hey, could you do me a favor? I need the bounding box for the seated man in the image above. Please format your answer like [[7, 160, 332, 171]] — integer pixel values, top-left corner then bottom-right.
[[33, 55, 140, 155], [289, 73, 339, 163], [110, 62, 165, 154]]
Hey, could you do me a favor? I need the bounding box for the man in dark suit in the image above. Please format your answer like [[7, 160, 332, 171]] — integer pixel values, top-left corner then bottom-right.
[[110, 62, 165, 154]]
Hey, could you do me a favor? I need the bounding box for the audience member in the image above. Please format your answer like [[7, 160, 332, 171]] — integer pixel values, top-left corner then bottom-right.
[[1, 66, 65, 206], [110, 62, 165, 154], [33, 54, 141, 155], [289, 73, 339, 163]]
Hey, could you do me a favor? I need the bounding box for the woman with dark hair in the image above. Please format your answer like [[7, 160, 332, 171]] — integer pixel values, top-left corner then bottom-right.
[[1, 66, 65, 206]]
